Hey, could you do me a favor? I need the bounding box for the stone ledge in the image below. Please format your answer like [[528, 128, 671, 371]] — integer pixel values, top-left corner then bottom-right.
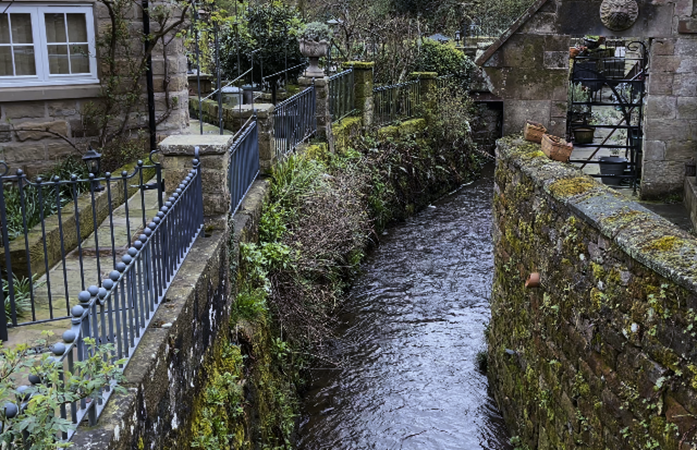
[[159, 134, 234, 155], [0, 84, 101, 103], [497, 135, 697, 293]]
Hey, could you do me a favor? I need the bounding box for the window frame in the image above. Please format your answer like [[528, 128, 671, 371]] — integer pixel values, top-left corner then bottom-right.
[[0, 3, 98, 88]]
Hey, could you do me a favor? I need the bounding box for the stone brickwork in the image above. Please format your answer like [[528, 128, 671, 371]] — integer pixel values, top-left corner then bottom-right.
[[477, 0, 697, 198], [491, 136, 697, 449], [644, 34, 697, 197], [0, 3, 189, 177], [344, 61, 375, 127]]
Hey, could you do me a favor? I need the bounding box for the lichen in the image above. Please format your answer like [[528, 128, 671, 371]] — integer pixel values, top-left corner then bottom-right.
[[643, 235, 681, 252], [548, 177, 596, 198]]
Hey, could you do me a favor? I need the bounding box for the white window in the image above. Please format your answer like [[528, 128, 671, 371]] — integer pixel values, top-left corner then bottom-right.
[[0, 3, 98, 87]]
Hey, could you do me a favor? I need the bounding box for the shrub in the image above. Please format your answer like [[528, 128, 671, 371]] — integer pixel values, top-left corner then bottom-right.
[[0, 336, 125, 449], [219, 1, 305, 85]]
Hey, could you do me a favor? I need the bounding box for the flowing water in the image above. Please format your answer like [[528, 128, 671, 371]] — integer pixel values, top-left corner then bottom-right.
[[297, 165, 511, 450]]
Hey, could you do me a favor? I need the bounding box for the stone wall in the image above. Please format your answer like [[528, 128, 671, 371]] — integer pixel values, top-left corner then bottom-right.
[[477, 0, 697, 198], [0, 3, 189, 177], [476, 0, 571, 137], [491, 136, 697, 449]]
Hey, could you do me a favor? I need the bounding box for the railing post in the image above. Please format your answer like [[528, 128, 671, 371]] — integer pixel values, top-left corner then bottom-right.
[[299, 75, 331, 146], [158, 135, 233, 230], [344, 61, 375, 127], [409, 71, 438, 114]]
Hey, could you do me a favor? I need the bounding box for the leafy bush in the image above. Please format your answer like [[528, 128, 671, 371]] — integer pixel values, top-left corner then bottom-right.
[[219, 1, 305, 85], [3, 156, 90, 240], [2, 274, 35, 322], [0, 336, 125, 449], [412, 39, 475, 82]]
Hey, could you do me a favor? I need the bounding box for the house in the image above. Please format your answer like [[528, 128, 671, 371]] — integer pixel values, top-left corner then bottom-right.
[[0, 0, 190, 176], [475, 0, 697, 199]]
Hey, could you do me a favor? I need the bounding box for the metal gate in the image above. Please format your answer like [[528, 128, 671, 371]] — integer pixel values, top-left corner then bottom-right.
[[567, 40, 648, 191]]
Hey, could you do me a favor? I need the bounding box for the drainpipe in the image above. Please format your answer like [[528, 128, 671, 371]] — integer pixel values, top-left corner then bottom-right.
[[143, 0, 157, 151]]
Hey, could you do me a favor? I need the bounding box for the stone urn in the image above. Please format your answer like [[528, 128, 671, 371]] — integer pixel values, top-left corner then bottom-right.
[[299, 38, 329, 77]]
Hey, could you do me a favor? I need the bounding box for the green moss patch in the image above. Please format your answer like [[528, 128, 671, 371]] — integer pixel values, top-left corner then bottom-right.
[[549, 177, 596, 198]]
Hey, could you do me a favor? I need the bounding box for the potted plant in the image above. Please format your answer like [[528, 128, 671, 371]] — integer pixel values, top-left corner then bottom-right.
[[298, 22, 332, 77], [599, 149, 628, 186], [568, 82, 591, 126]]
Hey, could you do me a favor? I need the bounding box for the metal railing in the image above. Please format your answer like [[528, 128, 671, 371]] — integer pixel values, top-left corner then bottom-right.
[[0, 158, 163, 341], [329, 68, 355, 123], [229, 117, 260, 214], [39, 154, 204, 439], [274, 84, 317, 157], [373, 79, 422, 126]]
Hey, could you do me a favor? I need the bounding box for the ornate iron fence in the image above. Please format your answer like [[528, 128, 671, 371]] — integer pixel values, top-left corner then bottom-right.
[[329, 68, 355, 123], [373, 79, 421, 126], [274, 84, 317, 157], [39, 153, 203, 440], [229, 117, 260, 214], [0, 157, 164, 341]]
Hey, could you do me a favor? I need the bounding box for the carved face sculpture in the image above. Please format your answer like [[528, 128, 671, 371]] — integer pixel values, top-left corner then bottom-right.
[[600, 0, 639, 31]]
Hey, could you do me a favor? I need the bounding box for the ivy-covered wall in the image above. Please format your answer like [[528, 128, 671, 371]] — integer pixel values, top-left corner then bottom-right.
[[491, 136, 697, 449]]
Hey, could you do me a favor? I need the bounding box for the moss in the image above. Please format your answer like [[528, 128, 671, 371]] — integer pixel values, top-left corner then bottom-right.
[[643, 235, 681, 252], [377, 118, 427, 140], [548, 177, 596, 198], [343, 61, 374, 69]]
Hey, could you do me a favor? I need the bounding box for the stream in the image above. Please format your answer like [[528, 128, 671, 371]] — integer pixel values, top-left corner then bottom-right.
[[297, 164, 511, 450]]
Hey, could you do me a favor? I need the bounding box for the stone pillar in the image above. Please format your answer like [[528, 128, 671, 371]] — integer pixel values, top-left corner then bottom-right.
[[299, 75, 331, 144], [344, 61, 375, 127], [158, 134, 232, 229], [221, 103, 276, 173], [409, 72, 438, 113]]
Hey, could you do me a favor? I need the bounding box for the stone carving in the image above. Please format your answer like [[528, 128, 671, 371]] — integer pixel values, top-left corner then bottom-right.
[[600, 0, 639, 31]]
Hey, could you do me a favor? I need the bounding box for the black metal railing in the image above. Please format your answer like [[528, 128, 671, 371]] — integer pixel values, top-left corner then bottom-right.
[[329, 68, 355, 123], [274, 84, 317, 157], [34, 154, 203, 440], [373, 79, 422, 126], [0, 158, 164, 341], [229, 117, 260, 214]]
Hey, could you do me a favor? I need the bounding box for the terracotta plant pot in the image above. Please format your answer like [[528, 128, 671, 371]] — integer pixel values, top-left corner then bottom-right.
[[523, 120, 546, 143], [541, 134, 573, 163], [525, 272, 541, 289]]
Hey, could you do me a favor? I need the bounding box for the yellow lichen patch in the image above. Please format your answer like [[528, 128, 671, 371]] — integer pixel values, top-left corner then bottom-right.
[[643, 236, 680, 252], [549, 177, 596, 198]]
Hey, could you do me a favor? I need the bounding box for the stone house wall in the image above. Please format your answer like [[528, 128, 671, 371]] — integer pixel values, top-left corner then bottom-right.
[[477, 0, 697, 198], [0, 1, 189, 177], [492, 136, 697, 449]]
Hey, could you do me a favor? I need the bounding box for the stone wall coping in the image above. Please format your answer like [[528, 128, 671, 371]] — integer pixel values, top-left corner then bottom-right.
[[498, 135, 697, 293], [159, 134, 234, 156], [343, 61, 374, 69], [409, 72, 438, 79]]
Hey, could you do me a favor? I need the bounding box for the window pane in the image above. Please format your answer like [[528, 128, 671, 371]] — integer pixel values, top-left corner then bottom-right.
[[70, 44, 89, 73], [14, 46, 36, 75], [0, 15, 9, 44], [67, 14, 87, 42], [45, 13, 67, 43], [0, 47, 12, 75], [48, 44, 68, 74], [10, 14, 33, 44]]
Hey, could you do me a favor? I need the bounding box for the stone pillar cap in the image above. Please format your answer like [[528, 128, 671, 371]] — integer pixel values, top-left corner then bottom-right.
[[159, 134, 234, 156], [343, 61, 375, 69]]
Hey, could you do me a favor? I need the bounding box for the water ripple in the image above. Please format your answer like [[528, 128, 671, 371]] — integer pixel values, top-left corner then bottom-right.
[[297, 165, 511, 450]]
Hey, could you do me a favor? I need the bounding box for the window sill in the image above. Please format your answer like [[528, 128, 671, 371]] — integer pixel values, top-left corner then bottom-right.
[[0, 84, 102, 103]]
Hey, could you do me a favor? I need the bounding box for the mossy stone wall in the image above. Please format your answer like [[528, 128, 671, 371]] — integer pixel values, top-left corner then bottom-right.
[[491, 136, 697, 449]]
